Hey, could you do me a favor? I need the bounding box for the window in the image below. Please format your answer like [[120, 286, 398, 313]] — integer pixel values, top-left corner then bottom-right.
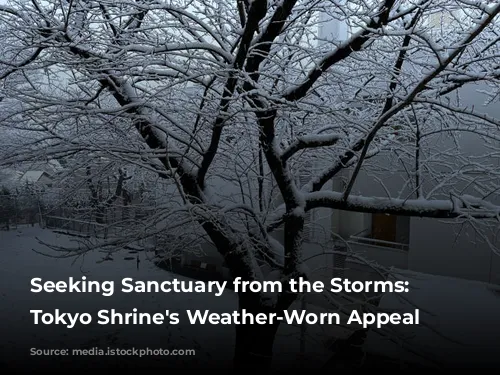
[[348, 213, 410, 251], [371, 213, 397, 242], [371, 213, 410, 247]]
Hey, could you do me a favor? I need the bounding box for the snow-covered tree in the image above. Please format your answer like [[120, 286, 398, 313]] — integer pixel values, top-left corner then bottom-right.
[[0, 0, 499, 368]]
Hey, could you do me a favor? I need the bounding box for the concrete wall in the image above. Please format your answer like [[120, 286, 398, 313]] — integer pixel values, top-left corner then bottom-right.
[[409, 218, 500, 283], [318, 6, 349, 44]]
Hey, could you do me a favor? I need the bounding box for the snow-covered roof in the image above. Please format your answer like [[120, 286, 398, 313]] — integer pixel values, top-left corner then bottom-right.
[[362, 269, 500, 367], [19, 170, 51, 184], [47, 159, 63, 172]]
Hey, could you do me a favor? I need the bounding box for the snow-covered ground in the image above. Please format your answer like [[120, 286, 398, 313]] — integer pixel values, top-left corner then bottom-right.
[[0, 226, 333, 370], [363, 270, 500, 368]]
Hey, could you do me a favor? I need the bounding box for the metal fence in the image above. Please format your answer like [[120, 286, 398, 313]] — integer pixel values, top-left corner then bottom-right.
[[41, 203, 153, 237], [0, 189, 146, 234]]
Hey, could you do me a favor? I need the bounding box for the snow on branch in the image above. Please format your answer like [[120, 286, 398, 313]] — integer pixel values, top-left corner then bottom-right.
[[122, 43, 233, 64], [281, 133, 342, 161], [0, 48, 44, 80], [305, 192, 500, 220], [282, 0, 397, 102]]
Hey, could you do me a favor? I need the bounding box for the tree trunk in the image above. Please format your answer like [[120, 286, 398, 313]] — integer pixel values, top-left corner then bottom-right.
[[232, 290, 299, 372], [233, 296, 281, 371]]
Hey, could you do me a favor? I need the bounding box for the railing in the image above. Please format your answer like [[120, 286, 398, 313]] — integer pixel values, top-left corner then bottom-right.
[[348, 230, 409, 251]]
